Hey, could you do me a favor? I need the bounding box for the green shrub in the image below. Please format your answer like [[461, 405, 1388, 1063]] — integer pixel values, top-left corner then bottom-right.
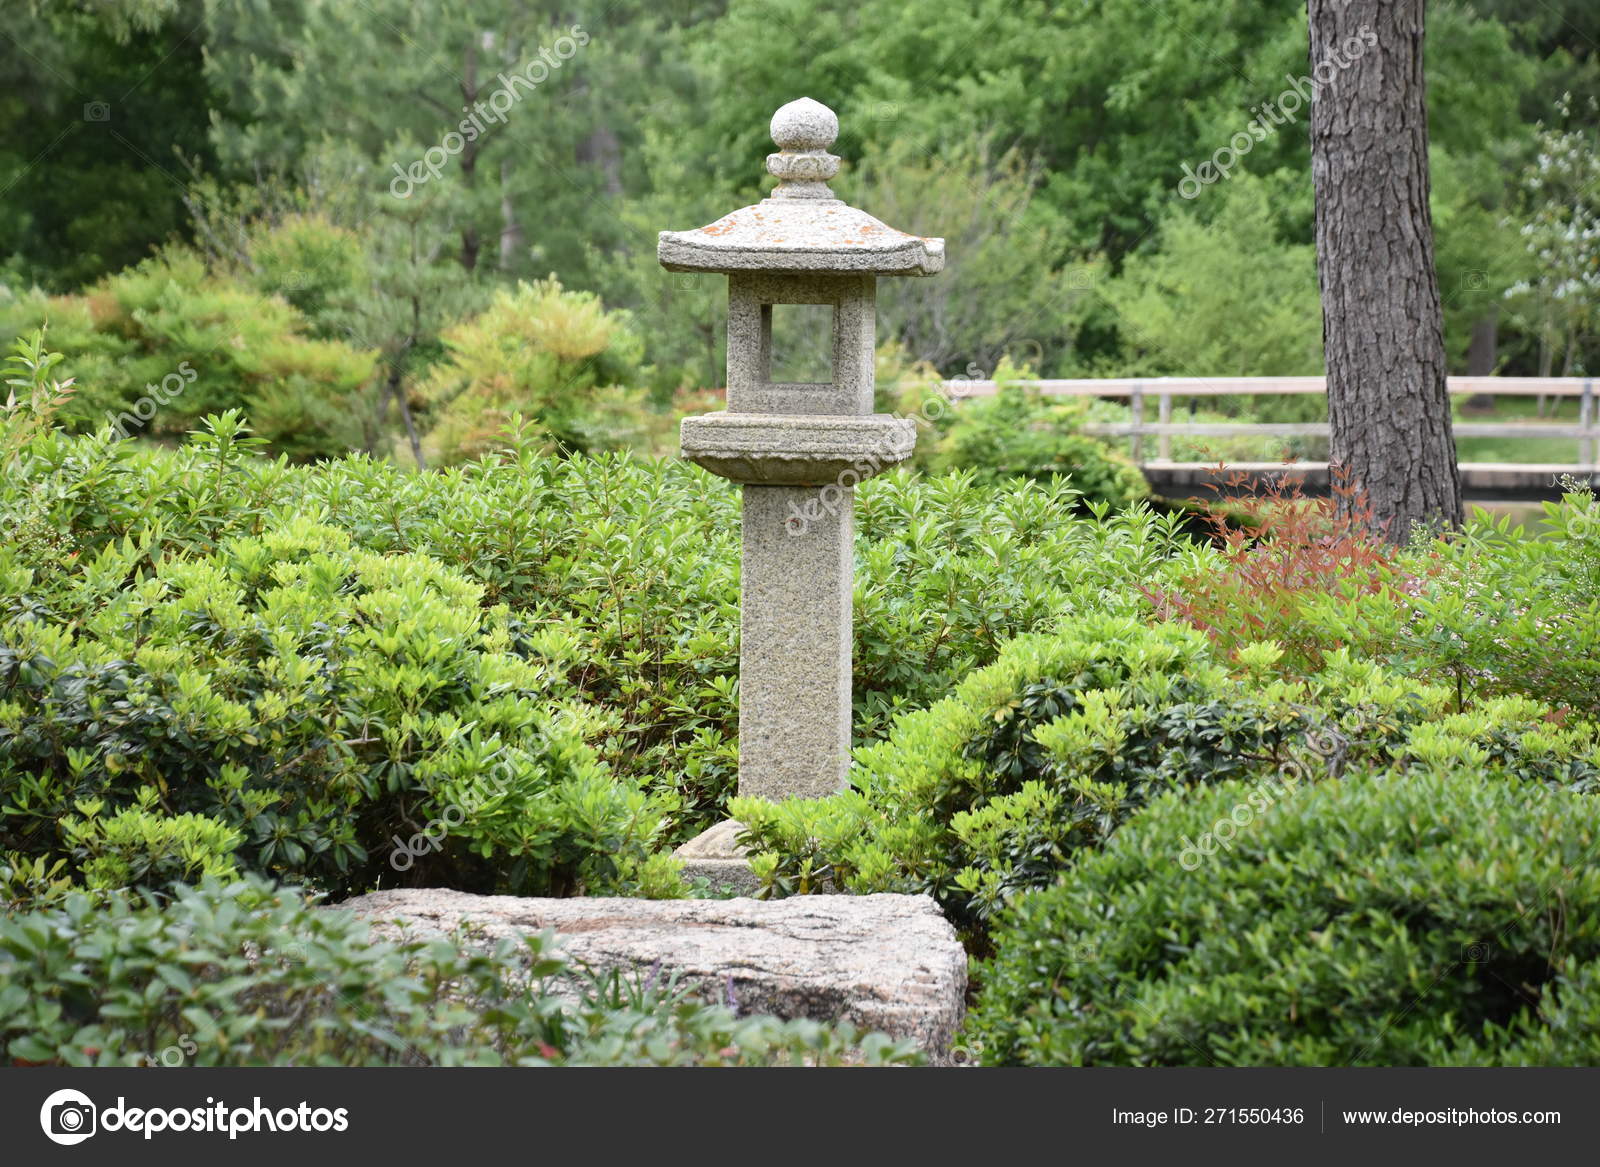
[[1090, 172, 1324, 390], [850, 471, 1195, 736], [61, 800, 242, 892], [2, 386, 1202, 843], [240, 213, 368, 336], [923, 382, 1149, 507], [0, 252, 377, 459], [736, 618, 1302, 942], [419, 278, 648, 463], [973, 770, 1600, 1065], [734, 617, 1600, 949], [0, 444, 683, 900], [1305, 487, 1600, 716], [301, 453, 1196, 818], [0, 329, 78, 461], [1146, 468, 1402, 675], [0, 877, 918, 1066], [1151, 481, 1600, 717]]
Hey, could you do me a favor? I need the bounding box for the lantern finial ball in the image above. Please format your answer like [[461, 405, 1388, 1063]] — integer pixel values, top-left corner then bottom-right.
[[769, 97, 838, 152]]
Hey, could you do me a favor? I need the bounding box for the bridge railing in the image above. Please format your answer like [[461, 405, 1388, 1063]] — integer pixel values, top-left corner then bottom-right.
[[940, 376, 1598, 472]]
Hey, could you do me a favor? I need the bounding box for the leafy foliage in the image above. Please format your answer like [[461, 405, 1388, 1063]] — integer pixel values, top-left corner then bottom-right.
[[0, 253, 377, 459], [1093, 173, 1324, 382], [1501, 94, 1600, 377], [2, 0, 1574, 389], [921, 382, 1150, 507], [734, 615, 1599, 949], [1145, 466, 1401, 674], [0, 453, 682, 900], [0, 877, 918, 1066], [419, 277, 648, 463], [0, 381, 1206, 897], [973, 770, 1600, 1065], [1, 329, 78, 460], [1303, 484, 1600, 715]]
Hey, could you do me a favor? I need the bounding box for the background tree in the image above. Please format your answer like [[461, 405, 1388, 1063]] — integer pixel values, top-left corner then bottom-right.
[[1095, 173, 1323, 382], [1309, 0, 1462, 538], [0, 0, 1583, 429], [0, 0, 217, 288], [1502, 95, 1600, 386]]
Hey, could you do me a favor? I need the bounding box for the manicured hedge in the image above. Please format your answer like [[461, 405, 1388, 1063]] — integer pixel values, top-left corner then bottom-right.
[[1, 396, 1199, 901], [973, 770, 1600, 1065]]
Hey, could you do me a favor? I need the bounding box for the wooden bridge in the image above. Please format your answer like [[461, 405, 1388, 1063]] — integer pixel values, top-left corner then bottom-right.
[[941, 376, 1599, 500]]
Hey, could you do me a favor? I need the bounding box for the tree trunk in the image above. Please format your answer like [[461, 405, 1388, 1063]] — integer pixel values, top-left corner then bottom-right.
[[498, 157, 524, 270], [1466, 311, 1498, 376], [394, 302, 427, 470], [576, 124, 625, 197], [1309, 0, 1461, 539], [1464, 311, 1496, 410], [458, 37, 482, 273]]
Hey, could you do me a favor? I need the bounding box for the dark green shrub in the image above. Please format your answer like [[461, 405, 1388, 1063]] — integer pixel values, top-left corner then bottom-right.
[[973, 770, 1600, 1065], [0, 877, 918, 1066], [733, 617, 1600, 949]]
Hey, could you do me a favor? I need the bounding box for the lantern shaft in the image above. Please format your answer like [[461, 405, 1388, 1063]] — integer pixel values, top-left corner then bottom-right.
[[740, 485, 854, 799]]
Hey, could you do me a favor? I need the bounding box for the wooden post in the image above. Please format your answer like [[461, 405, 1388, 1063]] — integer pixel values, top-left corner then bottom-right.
[[1581, 378, 1595, 470], [1157, 390, 1172, 462], [1130, 384, 1144, 464]]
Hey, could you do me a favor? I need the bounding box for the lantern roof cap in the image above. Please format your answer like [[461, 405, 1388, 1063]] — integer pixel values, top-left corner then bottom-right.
[[657, 98, 944, 277]]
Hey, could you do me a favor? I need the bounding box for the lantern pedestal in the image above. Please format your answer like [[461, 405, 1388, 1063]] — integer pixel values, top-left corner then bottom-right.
[[740, 484, 854, 800]]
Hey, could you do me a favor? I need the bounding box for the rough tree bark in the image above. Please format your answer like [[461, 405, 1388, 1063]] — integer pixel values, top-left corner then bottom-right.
[[1308, 0, 1461, 539]]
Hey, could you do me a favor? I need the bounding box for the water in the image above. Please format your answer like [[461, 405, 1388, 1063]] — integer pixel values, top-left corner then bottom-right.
[[1470, 500, 1557, 538]]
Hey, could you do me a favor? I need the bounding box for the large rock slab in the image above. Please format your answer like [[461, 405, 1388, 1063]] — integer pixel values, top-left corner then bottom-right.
[[337, 889, 966, 1056]]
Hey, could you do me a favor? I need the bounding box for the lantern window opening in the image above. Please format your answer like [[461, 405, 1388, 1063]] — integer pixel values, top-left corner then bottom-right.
[[766, 302, 835, 387]]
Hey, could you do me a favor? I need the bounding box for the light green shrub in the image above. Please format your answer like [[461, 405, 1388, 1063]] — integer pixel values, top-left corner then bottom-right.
[[1301, 486, 1600, 715], [419, 278, 648, 463], [0, 423, 683, 900], [0, 252, 377, 459], [735, 616, 1600, 950]]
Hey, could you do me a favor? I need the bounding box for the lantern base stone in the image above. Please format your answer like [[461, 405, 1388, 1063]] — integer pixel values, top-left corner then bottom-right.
[[673, 820, 761, 897]]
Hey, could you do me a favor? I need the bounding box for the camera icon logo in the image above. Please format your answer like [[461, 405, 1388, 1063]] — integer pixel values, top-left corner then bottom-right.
[[83, 102, 110, 122], [39, 1088, 97, 1145]]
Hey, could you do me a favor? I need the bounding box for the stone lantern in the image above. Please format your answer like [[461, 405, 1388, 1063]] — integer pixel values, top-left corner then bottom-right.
[[662, 98, 944, 887]]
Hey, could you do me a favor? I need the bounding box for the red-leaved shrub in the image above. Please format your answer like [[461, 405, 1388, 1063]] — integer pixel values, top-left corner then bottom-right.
[[1144, 464, 1405, 673]]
